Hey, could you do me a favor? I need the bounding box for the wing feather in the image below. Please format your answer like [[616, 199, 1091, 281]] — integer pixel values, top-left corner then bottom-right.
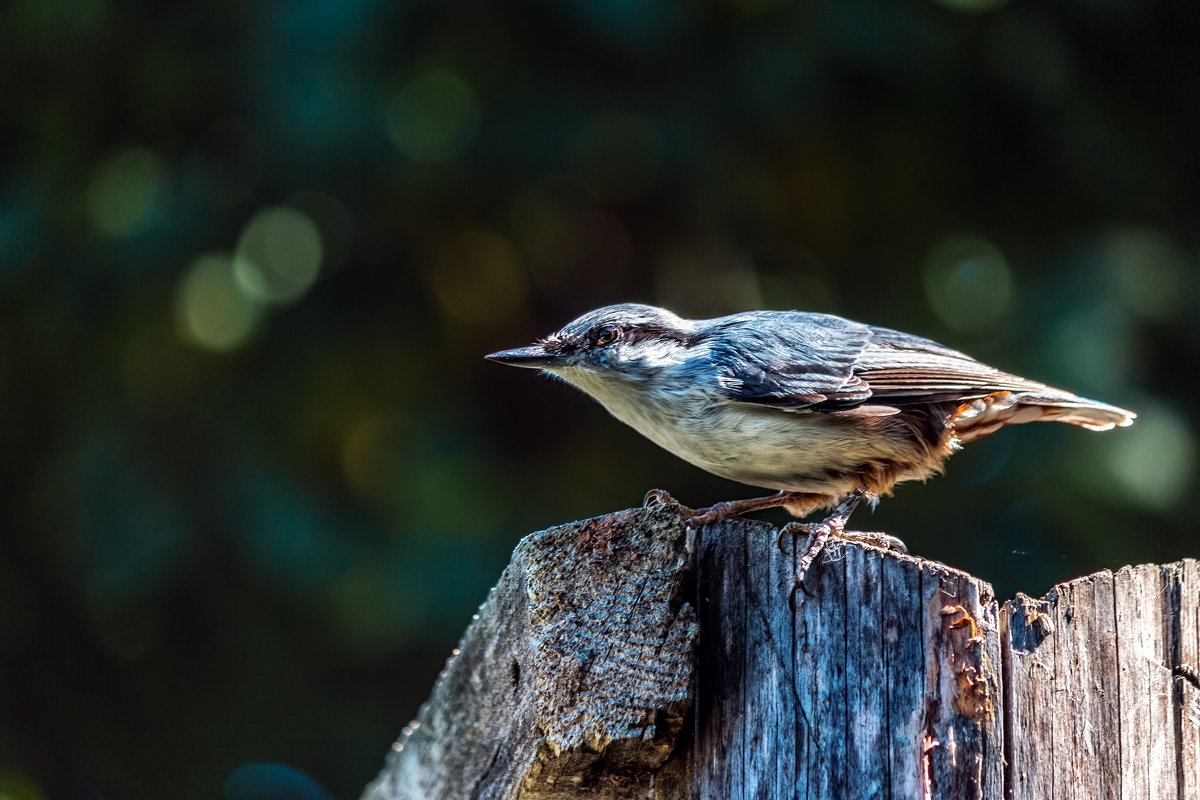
[[708, 316, 1133, 432], [708, 312, 873, 408], [853, 325, 1053, 401], [713, 317, 1078, 411]]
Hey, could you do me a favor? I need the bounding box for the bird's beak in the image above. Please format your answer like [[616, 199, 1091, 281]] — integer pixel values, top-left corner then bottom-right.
[[485, 344, 563, 369]]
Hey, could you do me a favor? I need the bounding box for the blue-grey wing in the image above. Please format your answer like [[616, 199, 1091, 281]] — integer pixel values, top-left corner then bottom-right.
[[707, 312, 874, 408], [710, 314, 1049, 413]]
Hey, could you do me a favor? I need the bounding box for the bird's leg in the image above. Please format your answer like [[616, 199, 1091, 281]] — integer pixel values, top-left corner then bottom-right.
[[774, 489, 872, 608], [686, 491, 806, 526]]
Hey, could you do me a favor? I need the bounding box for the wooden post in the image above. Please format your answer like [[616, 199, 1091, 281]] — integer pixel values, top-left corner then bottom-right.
[[360, 506, 1200, 800]]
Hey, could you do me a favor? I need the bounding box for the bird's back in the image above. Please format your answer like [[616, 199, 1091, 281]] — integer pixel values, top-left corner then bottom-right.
[[705, 310, 1134, 431], [660, 309, 1134, 501]]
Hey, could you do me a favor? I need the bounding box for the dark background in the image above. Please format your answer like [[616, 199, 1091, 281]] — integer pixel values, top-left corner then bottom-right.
[[2, 0, 1199, 797]]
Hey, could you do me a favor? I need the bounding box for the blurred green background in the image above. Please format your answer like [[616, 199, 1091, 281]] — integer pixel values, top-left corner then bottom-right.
[[2, 0, 1198, 797]]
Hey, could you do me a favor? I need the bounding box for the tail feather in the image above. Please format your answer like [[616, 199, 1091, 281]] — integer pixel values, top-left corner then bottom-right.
[[951, 390, 1136, 443]]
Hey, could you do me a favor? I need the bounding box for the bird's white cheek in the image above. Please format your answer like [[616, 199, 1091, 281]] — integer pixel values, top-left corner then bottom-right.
[[629, 342, 680, 368]]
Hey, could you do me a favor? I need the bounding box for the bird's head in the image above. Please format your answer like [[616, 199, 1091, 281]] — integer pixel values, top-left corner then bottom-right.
[[486, 304, 700, 386]]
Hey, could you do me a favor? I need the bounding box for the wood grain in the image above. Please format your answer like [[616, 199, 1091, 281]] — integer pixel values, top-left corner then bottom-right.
[[360, 506, 697, 800]]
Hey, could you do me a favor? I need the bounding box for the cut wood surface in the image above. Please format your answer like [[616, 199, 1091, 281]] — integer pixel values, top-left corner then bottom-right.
[[361, 505, 1200, 800], [360, 507, 697, 800]]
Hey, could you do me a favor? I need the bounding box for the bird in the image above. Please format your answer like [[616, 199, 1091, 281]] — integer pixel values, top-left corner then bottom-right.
[[486, 303, 1136, 600]]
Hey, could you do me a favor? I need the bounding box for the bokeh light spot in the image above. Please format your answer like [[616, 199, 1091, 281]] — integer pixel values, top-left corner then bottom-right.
[[430, 229, 528, 324], [385, 69, 480, 162], [1102, 400, 1195, 511], [233, 206, 323, 304], [1047, 300, 1134, 393], [175, 254, 263, 352], [1101, 225, 1193, 321], [571, 112, 663, 202], [923, 235, 1014, 334], [85, 147, 167, 238]]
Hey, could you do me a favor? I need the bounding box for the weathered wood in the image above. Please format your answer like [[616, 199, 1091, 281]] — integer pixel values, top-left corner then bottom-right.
[[1167, 560, 1200, 798], [360, 507, 697, 800], [1002, 561, 1200, 800], [362, 505, 1200, 800], [1003, 573, 1121, 799], [1115, 565, 1177, 799], [692, 520, 1003, 800]]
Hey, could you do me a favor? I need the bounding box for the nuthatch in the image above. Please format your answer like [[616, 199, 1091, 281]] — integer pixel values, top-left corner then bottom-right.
[[487, 304, 1136, 599]]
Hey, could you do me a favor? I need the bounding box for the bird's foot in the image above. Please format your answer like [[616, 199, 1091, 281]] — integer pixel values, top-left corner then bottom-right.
[[772, 489, 872, 608], [839, 530, 908, 554], [642, 488, 696, 517], [776, 524, 906, 609], [775, 520, 838, 609]]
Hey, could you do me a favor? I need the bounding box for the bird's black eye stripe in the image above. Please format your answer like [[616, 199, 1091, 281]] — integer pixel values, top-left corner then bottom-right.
[[591, 324, 622, 347]]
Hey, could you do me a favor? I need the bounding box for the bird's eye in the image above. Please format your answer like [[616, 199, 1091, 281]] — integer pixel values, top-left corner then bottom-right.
[[592, 324, 622, 347]]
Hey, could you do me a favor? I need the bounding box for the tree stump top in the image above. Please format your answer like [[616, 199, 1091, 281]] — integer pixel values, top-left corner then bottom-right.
[[362, 506, 1200, 800]]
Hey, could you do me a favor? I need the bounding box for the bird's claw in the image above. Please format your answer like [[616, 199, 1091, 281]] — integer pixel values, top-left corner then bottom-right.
[[643, 488, 676, 508], [774, 521, 813, 555], [788, 577, 814, 611], [843, 531, 908, 554], [643, 489, 697, 517], [778, 518, 840, 609], [779, 523, 906, 609]]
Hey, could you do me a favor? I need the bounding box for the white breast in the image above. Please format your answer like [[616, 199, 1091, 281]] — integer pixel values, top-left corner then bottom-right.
[[557, 367, 881, 494]]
